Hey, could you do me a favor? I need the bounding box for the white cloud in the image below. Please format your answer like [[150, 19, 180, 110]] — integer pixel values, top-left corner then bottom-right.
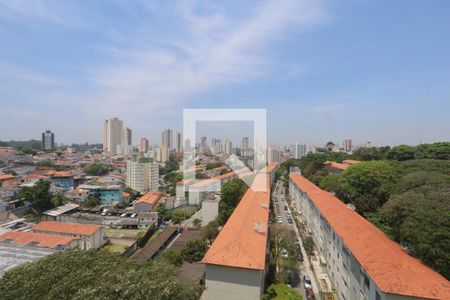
[[86, 0, 327, 114]]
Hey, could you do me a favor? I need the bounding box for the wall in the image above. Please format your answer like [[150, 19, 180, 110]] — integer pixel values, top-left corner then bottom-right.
[[204, 264, 264, 300]]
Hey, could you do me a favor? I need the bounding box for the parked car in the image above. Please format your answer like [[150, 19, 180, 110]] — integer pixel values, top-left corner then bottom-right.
[[281, 249, 289, 258], [277, 216, 283, 224], [303, 275, 312, 289], [306, 288, 316, 300], [286, 270, 300, 287], [287, 218, 293, 224], [284, 205, 288, 211]]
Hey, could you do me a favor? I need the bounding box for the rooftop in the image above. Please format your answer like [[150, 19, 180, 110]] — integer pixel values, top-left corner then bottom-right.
[[202, 173, 270, 270], [32, 221, 102, 236], [42, 203, 80, 217], [0, 231, 78, 248], [289, 173, 450, 299], [134, 191, 162, 207]]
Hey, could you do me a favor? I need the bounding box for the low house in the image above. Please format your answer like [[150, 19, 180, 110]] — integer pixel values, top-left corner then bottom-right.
[[32, 221, 106, 250], [137, 212, 158, 229], [42, 203, 80, 221], [133, 191, 162, 212], [0, 231, 79, 250], [0, 231, 79, 277], [78, 184, 123, 205], [49, 171, 74, 191]]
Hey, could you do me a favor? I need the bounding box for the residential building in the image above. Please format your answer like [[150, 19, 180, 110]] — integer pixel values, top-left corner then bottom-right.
[[122, 127, 132, 146], [200, 136, 208, 150], [77, 184, 124, 205], [133, 191, 163, 212], [0, 231, 79, 276], [155, 144, 169, 163], [126, 157, 159, 193], [0, 231, 80, 250], [223, 138, 232, 155], [103, 117, 123, 154], [202, 174, 270, 300], [241, 136, 249, 149], [343, 139, 353, 152], [294, 143, 307, 159], [137, 212, 158, 229], [161, 128, 173, 150], [176, 132, 183, 152], [42, 130, 54, 150], [49, 171, 74, 191], [289, 173, 450, 300], [0, 147, 16, 156], [32, 221, 106, 250], [139, 138, 149, 153], [267, 146, 280, 164]]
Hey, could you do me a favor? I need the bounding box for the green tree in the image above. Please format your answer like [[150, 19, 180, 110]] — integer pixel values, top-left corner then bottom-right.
[[0, 250, 202, 300], [192, 218, 202, 228], [18, 180, 53, 212], [180, 240, 209, 263], [83, 162, 109, 176], [202, 219, 220, 241], [262, 284, 303, 300], [217, 178, 248, 225], [380, 189, 450, 279], [84, 195, 101, 208], [161, 249, 183, 266], [303, 236, 315, 256], [388, 145, 416, 161]]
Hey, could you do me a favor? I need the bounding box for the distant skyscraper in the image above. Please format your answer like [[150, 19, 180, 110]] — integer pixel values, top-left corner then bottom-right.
[[294, 143, 307, 159], [103, 117, 123, 155], [241, 137, 249, 149], [161, 128, 173, 150], [139, 138, 149, 153], [42, 130, 54, 150], [343, 139, 353, 152], [176, 132, 183, 152], [267, 145, 280, 163], [223, 138, 232, 155], [200, 136, 207, 150], [122, 127, 132, 146]]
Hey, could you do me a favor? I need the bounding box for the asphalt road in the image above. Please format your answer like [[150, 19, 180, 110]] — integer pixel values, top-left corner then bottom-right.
[[272, 179, 319, 299]]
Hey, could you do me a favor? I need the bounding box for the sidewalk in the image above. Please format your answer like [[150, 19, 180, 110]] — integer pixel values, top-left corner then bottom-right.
[[285, 196, 320, 296]]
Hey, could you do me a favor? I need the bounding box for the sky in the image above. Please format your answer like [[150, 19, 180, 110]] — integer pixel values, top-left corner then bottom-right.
[[0, 0, 449, 147]]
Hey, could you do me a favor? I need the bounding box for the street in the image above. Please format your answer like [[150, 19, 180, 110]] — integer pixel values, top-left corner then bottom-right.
[[272, 179, 319, 299]]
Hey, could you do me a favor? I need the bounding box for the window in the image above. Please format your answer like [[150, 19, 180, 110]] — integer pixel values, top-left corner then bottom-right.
[[364, 275, 370, 290]]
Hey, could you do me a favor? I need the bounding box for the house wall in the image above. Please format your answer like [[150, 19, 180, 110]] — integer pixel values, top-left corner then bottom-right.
[[204, 264, 265, 300], [289, 179, 420, 300]]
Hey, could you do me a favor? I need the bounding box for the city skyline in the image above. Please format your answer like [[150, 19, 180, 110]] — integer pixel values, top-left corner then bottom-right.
[[1, 1, 449, 146]]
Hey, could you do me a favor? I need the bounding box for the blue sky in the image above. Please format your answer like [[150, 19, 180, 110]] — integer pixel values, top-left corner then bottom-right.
[[0, 0, 449, 147]]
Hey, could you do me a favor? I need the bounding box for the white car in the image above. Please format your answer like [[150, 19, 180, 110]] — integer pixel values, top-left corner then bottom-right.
[[303, 275, 312, 289], [281, 249, 289, 258], [277, 216, 283, 224]]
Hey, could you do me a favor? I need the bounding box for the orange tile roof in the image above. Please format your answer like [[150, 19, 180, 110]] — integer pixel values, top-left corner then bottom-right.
[[324, 161, 349, 170], [202, 173, 270, 270], [134, 191, 163, 207], [32, 221, 101, 236], [0, 231, 79, 248], [0, 174, 16, 181], [49, 171, 73, 177], [259, 162, 279, 174], [289, 173, 450, 299], [0, 231, 78, 248], [342, 159, 360, 165]]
